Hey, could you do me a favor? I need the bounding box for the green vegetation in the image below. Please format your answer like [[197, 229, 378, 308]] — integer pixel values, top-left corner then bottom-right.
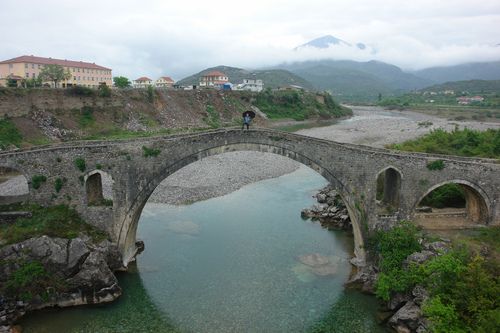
[[1, 260, 64, 301], [0, 204, 107, 245], [74, 158, 86, 172], [67, 85, 95, 97], [78, 106, 95, 128], [54, 178, 64, 193], [421, 183, 465, 208], [372, 223, 500, 332], [0, 118, 23, 149], [88, 198, 113, 207], [113, 76, 131, 88], [427, 160, 445, 170], [31, 175, 47, 189], [204, 104, 220, 128], [98, 84, 112, 97], [142, 145, 161, 157], [38, 64, 71, 88], [254, 90, 350, 121], [372, 221, 422, 301], [146, 85, 155, 103], [389, 128, 500, 159]]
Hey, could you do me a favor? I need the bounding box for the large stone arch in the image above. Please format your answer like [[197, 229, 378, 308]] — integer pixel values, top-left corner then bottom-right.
[[412, 179, 491, 228], [117, 142, 366, 265]]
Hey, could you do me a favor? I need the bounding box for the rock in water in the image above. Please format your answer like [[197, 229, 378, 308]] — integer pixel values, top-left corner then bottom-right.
[[166, 220, 200, 235], [298, 253, 330, 267]]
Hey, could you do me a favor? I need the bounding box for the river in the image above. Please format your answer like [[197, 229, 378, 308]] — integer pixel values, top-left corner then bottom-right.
[[19, 165, 385, 332]]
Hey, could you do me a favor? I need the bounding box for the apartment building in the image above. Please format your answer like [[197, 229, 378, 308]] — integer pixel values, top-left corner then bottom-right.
[[0, 55, 112, 87], [132, 77, 153, 88]]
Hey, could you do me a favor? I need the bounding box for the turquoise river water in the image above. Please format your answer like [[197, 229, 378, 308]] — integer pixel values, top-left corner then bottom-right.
[[20, 166, 385, 332]]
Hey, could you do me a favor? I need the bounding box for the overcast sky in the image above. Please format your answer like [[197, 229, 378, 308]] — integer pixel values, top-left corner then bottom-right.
[[1, 0, 500, 80]]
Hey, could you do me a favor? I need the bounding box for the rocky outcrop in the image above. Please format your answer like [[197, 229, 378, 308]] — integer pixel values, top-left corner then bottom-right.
[[301, 186, 351, 230], [0, 235, 124, 330]]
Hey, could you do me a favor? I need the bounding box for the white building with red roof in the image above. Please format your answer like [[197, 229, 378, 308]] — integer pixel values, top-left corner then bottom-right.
[[0, 55, 112, 88], [132, 77, 153, 88], [199, 71, 229, 88], [155, 76, 175, 88]]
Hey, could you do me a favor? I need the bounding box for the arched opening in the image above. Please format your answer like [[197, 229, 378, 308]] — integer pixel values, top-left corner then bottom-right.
[[120, 150, 365, 332], [0, 166, 29, 205], [85, 170, 113, 206], [376, 167, 401, 215], [414, 180, 490, 229], [119, 143, 365, 266]]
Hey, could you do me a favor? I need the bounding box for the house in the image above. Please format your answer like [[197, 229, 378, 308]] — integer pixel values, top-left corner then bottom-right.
[[132, 77, 153, 88], [456, 96, 484, 105], [235, 78, 263, 92], [155, 76, 175, 88], [0, 55, 112, 88], [457, 96, 484, 105], [199, 71, 229, 89]]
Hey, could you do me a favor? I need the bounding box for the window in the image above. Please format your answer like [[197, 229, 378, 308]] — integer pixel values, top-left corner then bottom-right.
[[32, 64, 34, 69], [25, 73, 29, 78], [32, 73, 35, 78], [38, 64, 41, 69], [25, 63, 28, 68], [72, 68, 75, 72], [77, 68, 80, 72], [73, 76, 76, 80], [78, 76, 80, 80]]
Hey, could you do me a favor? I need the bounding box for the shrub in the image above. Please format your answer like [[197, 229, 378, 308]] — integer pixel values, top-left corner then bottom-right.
[[98, 84, 111, 97], [78, 106, 94, 127], [427, 160, 445, 170], [142, 146, 160, 157], [420, 183, 465, 208], [204, 105, 220, 128], [31, 175, 47, 189], [96, 163, 102, 170], [146, 85, 155, 103], [67, 85, 95, 96], [74, 157, 86, 172], [54, 178, 64, 193], [372, 221, 422, 300]]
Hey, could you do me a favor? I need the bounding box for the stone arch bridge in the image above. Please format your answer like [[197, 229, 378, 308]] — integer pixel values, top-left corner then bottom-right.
[[0, 128, 498, 264]]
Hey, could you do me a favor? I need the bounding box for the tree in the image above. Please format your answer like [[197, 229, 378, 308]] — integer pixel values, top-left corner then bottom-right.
[[38, 64, 71, 88], [113, 76, 131, 88]]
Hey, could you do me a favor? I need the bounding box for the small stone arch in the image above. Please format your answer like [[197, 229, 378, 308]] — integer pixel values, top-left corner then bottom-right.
[[117, 143, 366, 265], [85, 170, 114, 206], [0, 166, 29, 205], [413, 179, 491, 229], [376, 166, 402, 215]]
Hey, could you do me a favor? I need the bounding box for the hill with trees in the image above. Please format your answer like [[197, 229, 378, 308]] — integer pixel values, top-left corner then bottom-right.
[[176, 66, 314, 90]]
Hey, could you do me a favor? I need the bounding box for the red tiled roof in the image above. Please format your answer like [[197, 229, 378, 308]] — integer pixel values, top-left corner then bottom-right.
[[204, 71, 227, 77], [0, 55, 111, 70], [135, 77, 152, 81], [158, 76, 174, 82]]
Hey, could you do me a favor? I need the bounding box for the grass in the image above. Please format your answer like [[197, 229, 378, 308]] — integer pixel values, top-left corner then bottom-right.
[[0, 204, 107, 245], [0, 118, 23, 149], [143, 145, 161, 157], [204, 104, 220, 128]]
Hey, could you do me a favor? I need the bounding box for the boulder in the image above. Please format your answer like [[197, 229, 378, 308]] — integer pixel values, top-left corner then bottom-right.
[[405, 250, 435, 266], [412, 285, 429, 305], [388, 301, 423, 332]]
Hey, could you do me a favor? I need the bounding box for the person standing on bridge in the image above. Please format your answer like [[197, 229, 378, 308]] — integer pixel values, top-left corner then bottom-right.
[[241, 110, 255, 130]]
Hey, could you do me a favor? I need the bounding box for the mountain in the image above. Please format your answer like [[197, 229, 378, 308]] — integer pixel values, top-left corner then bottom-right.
[[418, 80, 500, 94], [177, 65, 314, 90], [413, 61, 500, 83], [275, 60, 432, 102], [295, 35, 368, 51]]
